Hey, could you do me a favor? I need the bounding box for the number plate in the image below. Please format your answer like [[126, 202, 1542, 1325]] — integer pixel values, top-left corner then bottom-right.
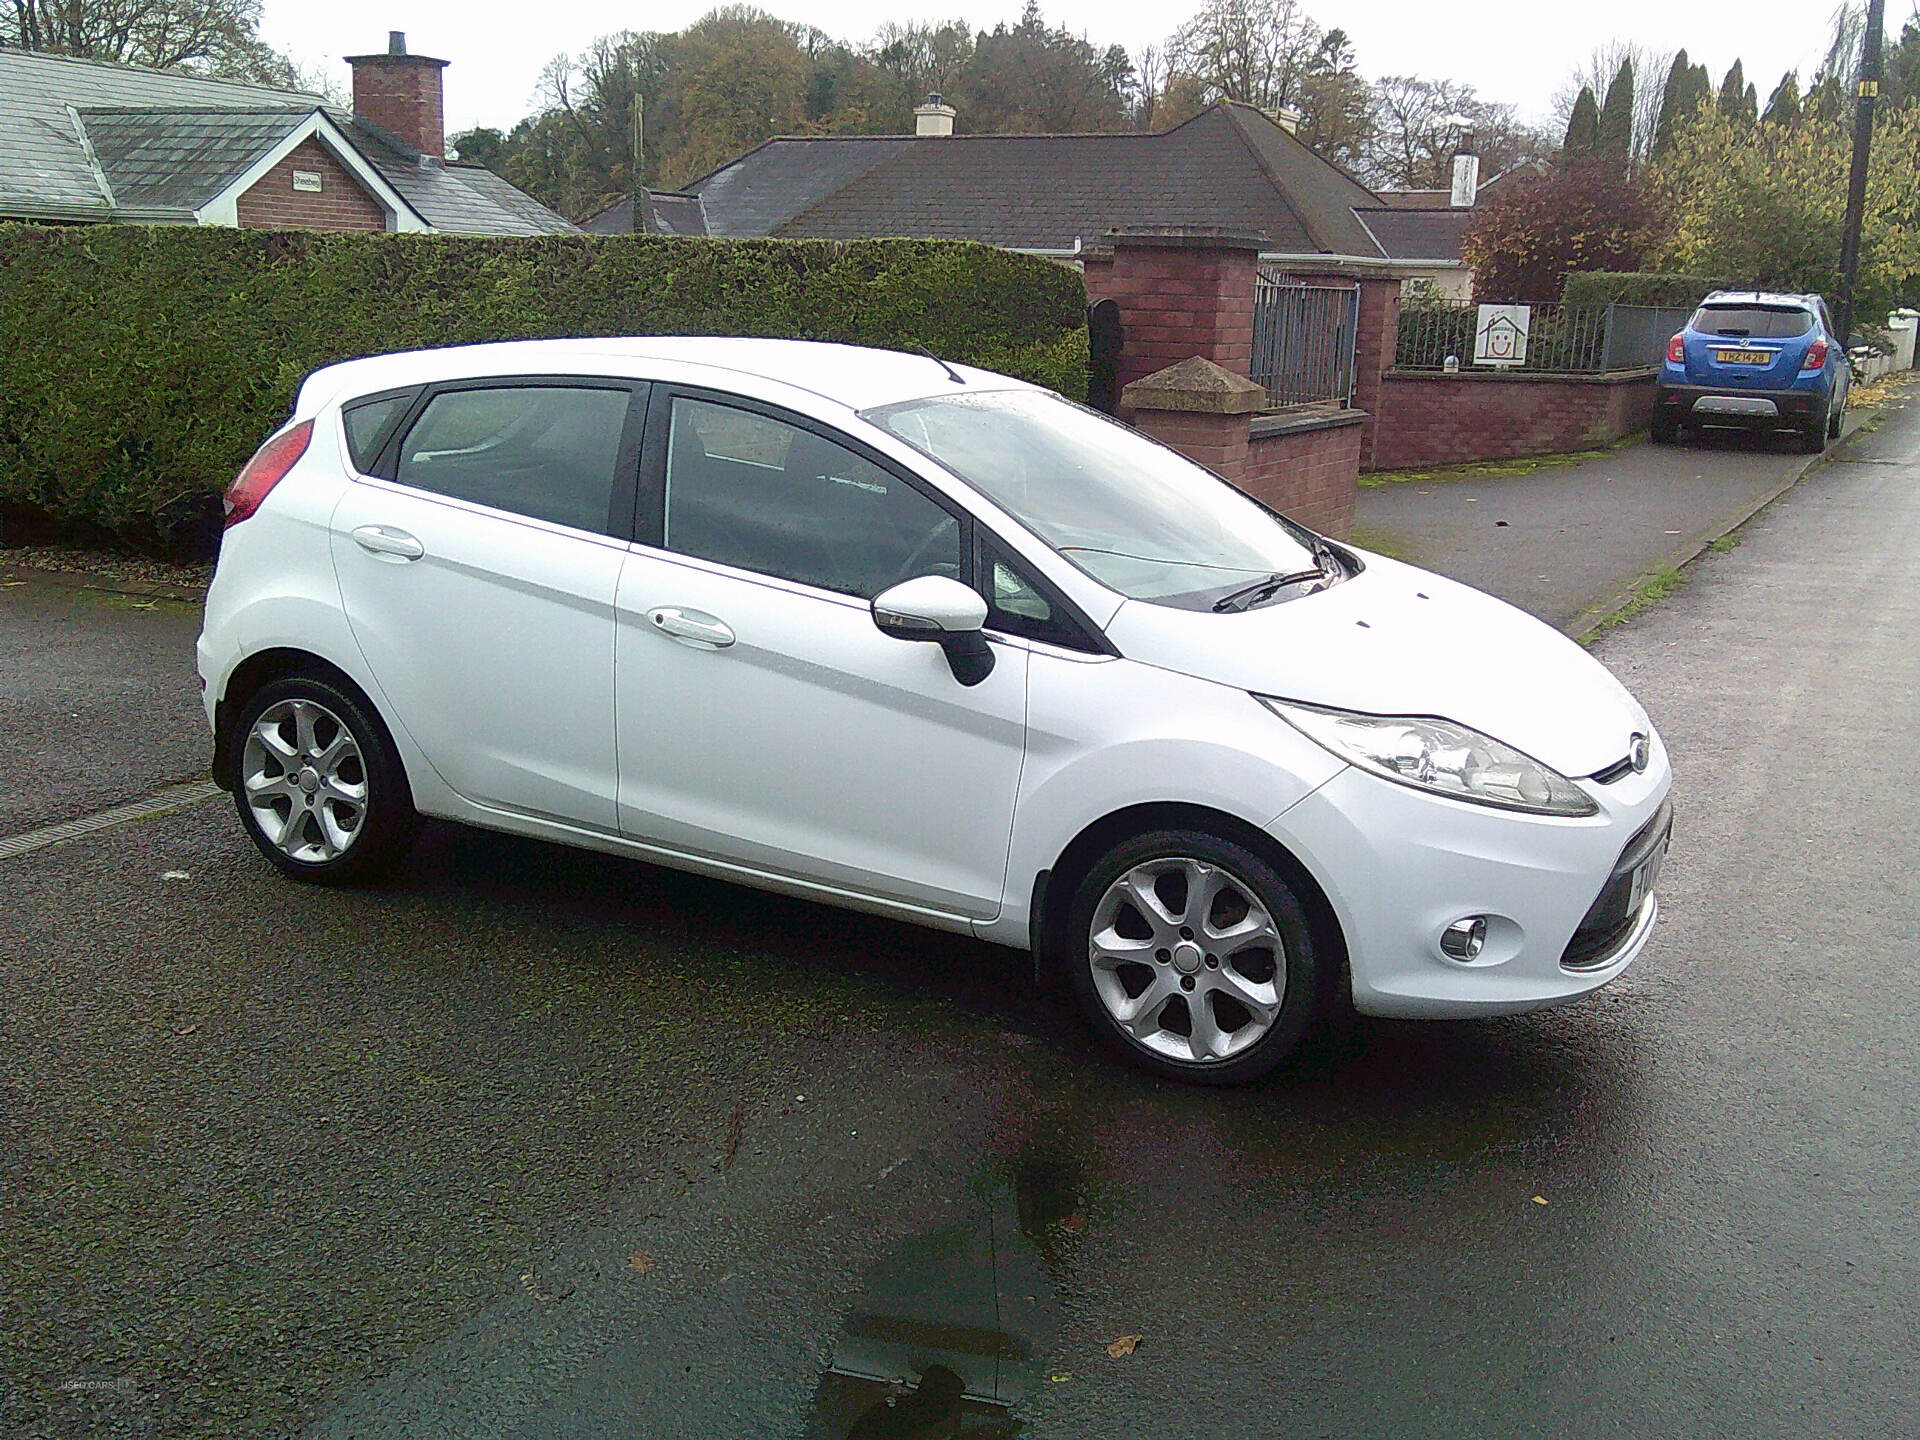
[[1626, 830, 1669, 914], [1715, 348, 1771, 364]]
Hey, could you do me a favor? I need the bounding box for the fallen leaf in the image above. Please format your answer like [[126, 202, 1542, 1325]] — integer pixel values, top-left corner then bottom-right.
[[1048, 1371, 1074, 1383], [173, 1024, 199, 1036], [1106, 1334, 1143, 1358], [1057, 1212, 1086, 1234], [1532, 1195, 1549, 1206], [626, 1250, 655, 1276], [162, 870, 191, 881]]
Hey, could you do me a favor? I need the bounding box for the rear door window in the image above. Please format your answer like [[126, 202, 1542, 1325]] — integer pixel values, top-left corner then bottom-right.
[[1692, 306, 1814, 339], [394, 384, 634, 535]]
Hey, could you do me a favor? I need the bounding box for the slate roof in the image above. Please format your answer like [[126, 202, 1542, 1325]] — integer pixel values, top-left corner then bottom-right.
[[78, 107, 310, 216], [0, 48, 573, 234], [1354, 206, 1474, 263], [682, 104, 1396, 259], [580, 189, 710, 236], [692, 137, 912, 238]]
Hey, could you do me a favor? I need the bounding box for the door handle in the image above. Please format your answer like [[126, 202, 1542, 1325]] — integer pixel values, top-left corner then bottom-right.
[[647, 607, 734, 649], [352, 525, 425, 560]]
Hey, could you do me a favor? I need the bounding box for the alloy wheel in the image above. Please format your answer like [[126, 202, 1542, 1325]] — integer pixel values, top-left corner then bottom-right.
[[241, 697, 368, 864], [1087, 857, 1285, 1064]]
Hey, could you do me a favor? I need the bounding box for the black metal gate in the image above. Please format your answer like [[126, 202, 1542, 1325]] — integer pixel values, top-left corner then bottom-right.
[[1251, 271, 1359, 408]]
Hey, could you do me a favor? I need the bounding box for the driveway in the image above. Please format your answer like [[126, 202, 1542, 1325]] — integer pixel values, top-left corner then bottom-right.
[[1355, 416, 1870, 635], [7, 398, 1920, 1438]]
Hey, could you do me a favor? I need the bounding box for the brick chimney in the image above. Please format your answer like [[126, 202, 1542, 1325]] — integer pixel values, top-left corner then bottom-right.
[[346, 31, 449, 160]]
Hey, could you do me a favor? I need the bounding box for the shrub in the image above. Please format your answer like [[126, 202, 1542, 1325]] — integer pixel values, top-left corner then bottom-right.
[[1462, 164, 1669, 303], [0, 227, 1088, 556], [1561, 271, 1739, 308]]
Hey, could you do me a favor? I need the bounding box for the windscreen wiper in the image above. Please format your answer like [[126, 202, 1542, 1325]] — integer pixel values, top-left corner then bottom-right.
[[1211, 568, 1325, 613]]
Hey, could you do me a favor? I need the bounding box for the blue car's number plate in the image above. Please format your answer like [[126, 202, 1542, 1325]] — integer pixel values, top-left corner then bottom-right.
[[1716, 349, 1771, 364]]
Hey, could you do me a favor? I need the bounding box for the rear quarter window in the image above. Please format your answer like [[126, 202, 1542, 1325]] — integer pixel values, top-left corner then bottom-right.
[[340, 392, 414, 473]]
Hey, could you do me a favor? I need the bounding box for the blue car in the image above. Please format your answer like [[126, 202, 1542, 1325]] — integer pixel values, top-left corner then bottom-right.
[[1653, 291, 1850, 452]]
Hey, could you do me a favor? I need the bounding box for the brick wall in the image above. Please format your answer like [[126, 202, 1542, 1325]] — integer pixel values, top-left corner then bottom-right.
[[1132, 409, 1250, 483], [1370, 368, 1655, 470], [1241, 414, 1362, 537], [235, 138, 387, 232]]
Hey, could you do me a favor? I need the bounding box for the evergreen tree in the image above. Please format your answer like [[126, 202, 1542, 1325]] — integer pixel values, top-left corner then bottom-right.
[[1717, 59, 1747, 120], [1562, 84, 1601, 163], [1741, 81, 1758, 127], [1597, 58, 1635, 169], [1761, 71, 1801, 127], [1652, 49, 1692, 157]]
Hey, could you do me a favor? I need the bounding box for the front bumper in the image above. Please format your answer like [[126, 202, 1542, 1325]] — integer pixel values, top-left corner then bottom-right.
[[1270, 736, 1672, 1019], [1656, 381, 1823, 425]]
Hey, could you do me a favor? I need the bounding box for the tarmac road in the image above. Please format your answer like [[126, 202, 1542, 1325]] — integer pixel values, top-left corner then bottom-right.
[[5, 399, 1919, 1438]]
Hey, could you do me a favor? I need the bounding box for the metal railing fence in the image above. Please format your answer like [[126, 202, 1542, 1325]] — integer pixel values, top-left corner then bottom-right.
[[1394, 301, 1697, 374], [1252, 271, 1359, 408]]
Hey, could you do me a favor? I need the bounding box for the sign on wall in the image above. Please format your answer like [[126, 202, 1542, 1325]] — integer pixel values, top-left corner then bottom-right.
[[291, 170, 323, 193], [1474, 304, 1530, 367]]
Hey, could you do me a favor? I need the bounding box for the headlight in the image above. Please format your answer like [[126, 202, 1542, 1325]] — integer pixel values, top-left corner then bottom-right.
[[1259, 698, 1599, 817]]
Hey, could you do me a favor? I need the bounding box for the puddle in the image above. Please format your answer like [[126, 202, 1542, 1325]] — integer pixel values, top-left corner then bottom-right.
[[801, 1114, 1099, 1437]]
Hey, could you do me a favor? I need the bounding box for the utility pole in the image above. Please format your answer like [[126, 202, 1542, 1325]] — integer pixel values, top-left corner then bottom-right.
[[630, 92, 645, 235], [1835, 0, 1886, 347]]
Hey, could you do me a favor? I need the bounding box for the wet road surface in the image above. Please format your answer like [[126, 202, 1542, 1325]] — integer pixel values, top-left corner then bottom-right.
[[6, 400, 1920, 1437]]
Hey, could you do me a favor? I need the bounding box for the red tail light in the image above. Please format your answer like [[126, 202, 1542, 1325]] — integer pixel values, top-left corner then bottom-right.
[[1666, 333, 1686, 364], [1802, 338, 1829, 370], [223, 420, 313, 528]]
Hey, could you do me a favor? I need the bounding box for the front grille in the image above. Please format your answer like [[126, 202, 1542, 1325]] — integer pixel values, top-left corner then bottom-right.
[[1590, 754, 1635, 785], [1561, 800, 1673, 971]]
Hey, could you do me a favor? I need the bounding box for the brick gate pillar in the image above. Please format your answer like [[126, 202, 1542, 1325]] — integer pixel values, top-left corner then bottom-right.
[[1119, 356, 1265, 483], [1082, 228, 1265, 396]]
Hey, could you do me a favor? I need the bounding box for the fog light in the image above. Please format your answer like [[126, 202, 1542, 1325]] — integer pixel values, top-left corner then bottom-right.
[[1440, 916, 1488, 961]]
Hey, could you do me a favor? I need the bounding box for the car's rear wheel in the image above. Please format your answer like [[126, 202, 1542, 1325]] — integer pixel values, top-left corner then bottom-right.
[[1828, 402, 1844, 439], [1800, 419, 1828, 454], [1063, 830, 1319, 1085], [1651, 412, 1679, 445], [229, 675, 416, 884]]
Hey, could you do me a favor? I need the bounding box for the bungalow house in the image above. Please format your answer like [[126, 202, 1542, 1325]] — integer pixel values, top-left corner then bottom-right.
[[0, 34, 573, 235], [586, 99, 1465, 288]]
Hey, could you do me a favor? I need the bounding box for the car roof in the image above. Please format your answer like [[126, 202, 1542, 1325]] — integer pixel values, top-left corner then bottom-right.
[[293, 337, 1033, 417], [1699, 291, 1820, 309]]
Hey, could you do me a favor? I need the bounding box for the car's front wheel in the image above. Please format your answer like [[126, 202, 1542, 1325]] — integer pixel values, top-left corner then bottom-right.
[[229, 675, 416, 883], [1064, 830, 1320, 1085]]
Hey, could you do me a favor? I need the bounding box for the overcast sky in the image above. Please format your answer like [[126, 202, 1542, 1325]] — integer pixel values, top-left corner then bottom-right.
[[260, 0, 1891, 138]]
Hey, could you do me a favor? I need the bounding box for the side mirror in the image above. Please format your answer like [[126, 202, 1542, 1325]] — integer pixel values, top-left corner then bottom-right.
[[871, 575, 995, 687]]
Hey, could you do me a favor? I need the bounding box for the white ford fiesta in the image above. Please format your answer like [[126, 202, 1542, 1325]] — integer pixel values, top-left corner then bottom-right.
[[198, 338, 1671, 1084]]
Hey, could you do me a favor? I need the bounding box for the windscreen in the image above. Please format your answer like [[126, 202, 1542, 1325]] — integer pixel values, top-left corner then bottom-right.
[[861, 389, 1324, 611], [1692, 305, 1815, 339]]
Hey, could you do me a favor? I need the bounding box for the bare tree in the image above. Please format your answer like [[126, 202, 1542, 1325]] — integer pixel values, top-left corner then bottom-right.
[[1169, 0, 1326, 111], [1, 0, 307, 85], [1366, 75, 1552, 188]]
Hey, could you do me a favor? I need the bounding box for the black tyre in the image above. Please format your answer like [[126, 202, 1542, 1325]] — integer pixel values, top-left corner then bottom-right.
[[1650, 413, 1679, 445], [1828, 402, 1844, 440], [228, 674, 416, 884], [1062, 829, 1320, 1085], [1800, 420, 1827, 454]]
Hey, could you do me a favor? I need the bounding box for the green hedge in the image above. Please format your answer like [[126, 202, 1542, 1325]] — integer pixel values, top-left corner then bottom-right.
[[0, 226, 1089, 555], [1561, 271, 1739, 308]]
